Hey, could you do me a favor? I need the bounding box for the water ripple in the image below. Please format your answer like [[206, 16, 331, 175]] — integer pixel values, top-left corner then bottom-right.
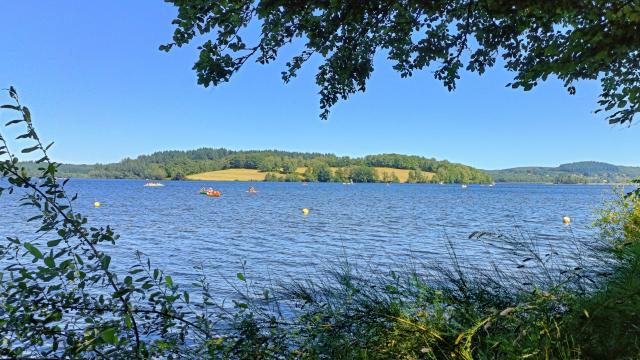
[[0, 180, 614, 293]]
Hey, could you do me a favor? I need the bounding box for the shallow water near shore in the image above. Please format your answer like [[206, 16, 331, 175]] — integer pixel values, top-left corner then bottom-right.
[[0, 179, 619, 296]]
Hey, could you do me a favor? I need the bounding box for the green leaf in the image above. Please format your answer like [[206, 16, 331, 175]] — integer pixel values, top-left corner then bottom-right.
[[165, 275, 173, 287], [101, 328, 117, 344], [44, 257, 55, 268], [125, 314, 133, 329], [16, 132, 33, 140], [5, 119, 22, 126], [236, 302, 248, 309], [47, 239, 62, 247], [22, 106, 31, 122], [236, 272, 245, 281], [27, 215, 43, 222], [24, 242, 43, 259], [21, 146, 39, 154], [101, 255, 111, 270], [112, 288, 130, 298]]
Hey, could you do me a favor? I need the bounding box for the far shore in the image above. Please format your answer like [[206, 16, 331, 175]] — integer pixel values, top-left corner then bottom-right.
[[184, 167, 433, 183], [52, 177, 635, 186]]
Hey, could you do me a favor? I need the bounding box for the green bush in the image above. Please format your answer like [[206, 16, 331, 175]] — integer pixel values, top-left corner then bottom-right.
[[567, 190, 640, 358]]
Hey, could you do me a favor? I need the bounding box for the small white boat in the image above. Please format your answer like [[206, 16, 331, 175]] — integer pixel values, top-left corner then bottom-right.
[[144, 182, 165, 187], [461, 184, 468, 188]]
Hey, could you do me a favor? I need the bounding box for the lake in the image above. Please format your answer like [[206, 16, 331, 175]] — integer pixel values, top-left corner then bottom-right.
[[0, 179, 618, 295]]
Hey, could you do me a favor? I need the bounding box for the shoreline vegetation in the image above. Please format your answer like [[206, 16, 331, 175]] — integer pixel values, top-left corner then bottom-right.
[[18, 155, 640, 185], [18, 150, 491, 184], [486, 161, 640, 184]]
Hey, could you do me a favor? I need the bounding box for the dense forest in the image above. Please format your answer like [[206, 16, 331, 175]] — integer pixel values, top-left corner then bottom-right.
[[487, 161, 640, 184], [18, 149, 492, 184]]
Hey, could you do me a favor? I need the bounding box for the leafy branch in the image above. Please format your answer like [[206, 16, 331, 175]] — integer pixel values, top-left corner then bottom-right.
[[163, 1, 640, 123]]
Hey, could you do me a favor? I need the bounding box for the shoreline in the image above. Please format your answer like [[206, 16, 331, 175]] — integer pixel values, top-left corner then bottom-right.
[[49, 177, 637, 186]]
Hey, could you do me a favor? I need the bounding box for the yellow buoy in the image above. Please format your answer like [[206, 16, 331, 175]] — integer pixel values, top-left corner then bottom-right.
[[302, 208, 309, 215], [562, 216, 571, 225], [94, 201, 101, 208]]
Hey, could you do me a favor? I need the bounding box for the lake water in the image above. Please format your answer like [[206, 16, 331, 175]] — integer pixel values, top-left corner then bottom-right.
[[0, 179, 619, 295]]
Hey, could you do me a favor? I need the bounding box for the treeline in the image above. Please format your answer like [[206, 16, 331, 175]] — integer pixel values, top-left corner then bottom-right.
[[266, 165, 491, 184], [487, 161, 640, 184], [20, 149, 492, 184], [18, 162, 95, 178], [264, 165, 401, 183], [557, 161, 621, 175]]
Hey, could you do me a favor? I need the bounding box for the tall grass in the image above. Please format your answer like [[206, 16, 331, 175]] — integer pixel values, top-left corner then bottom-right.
[[222, 189, 639, 359]]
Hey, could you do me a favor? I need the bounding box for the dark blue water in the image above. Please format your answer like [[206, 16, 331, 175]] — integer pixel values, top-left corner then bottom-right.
[[0, 179, 617, 294]]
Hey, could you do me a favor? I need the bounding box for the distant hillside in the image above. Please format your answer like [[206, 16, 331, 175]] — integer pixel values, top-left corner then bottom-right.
[[186, 166, 432, 183], [487, 161, 640, 184], [18, 162, 95, 179], [17, 149, 492, 184]]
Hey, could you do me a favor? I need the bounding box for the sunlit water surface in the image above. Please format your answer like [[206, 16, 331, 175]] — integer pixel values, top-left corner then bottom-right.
[[0, 180, 619, 296]]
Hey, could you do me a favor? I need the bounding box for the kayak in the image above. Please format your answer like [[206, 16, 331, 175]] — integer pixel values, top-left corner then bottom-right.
[[206, 190, 221, 197]]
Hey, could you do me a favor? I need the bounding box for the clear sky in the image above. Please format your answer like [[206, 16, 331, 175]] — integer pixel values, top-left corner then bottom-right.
[[0, 1, 637, 170]]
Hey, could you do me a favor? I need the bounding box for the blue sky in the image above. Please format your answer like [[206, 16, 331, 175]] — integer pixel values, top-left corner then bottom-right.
[[0, 1, 637, 170]]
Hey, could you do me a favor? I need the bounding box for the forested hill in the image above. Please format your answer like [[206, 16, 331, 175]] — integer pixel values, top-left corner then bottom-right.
[[18, 149, 492, 184], [487, 161, 640, 184]]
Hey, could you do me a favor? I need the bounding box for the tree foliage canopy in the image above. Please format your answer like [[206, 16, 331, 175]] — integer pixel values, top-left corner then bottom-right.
[[162, 0, 640, 123]]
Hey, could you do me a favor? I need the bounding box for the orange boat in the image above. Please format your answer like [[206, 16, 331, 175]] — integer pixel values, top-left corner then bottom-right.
[[206, 190, 221, 197]]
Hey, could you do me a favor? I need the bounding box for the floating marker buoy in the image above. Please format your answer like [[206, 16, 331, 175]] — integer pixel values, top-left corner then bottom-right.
[[94, 201, 101, 208], [302, 208, 309, 215], [562, 216, 571, 225]]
